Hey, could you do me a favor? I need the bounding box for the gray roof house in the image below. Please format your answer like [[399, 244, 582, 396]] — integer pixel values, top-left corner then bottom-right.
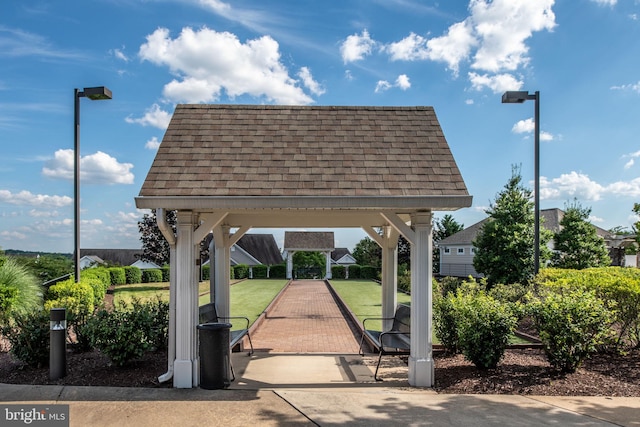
[[134, 104, 471, 388], [438, 208, 614, 278], [232, 233, 283, 266]]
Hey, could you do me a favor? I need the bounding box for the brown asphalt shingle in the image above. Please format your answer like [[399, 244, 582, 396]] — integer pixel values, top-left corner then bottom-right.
[[139, 105, 469, 198], [284, 232, 335, 251]]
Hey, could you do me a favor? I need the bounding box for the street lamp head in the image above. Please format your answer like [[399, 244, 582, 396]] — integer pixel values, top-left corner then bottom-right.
[[83, 86, 112, 101], [501, 91, 529, 104]]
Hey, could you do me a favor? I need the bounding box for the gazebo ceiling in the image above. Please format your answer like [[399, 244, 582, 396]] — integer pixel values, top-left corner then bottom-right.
[[135, 104, 472, 213]]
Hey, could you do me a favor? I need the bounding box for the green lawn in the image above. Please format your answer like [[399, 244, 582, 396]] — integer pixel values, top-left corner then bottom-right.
[[329, 279, 411, 331], [114, 279, 288, 329]]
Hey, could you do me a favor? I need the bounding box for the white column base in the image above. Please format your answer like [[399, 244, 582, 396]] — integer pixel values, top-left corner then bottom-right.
[[173, 359, 194, 388], [408, 356, 434, 387]]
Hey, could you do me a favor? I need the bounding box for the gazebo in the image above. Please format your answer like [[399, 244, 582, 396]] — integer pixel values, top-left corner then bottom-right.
[[135, 104, 472, 388], [284, 231, 335, 279]]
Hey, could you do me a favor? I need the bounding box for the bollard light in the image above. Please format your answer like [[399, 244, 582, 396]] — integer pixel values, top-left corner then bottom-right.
[[50, 308, 67, 380]]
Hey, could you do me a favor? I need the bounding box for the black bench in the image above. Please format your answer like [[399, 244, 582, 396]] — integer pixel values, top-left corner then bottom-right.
[[199, 302, 254, 356], [359, 304, 411, 381]]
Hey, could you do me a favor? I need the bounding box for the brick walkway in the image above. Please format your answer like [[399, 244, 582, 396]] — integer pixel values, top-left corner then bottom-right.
[[250, 280, 361, 353]]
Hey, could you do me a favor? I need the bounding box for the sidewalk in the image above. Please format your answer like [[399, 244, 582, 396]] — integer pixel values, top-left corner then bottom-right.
[[1, 382, 639, 426]]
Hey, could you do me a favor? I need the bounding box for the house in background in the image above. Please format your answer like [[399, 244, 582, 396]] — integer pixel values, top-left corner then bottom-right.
[[203, 233, 283, 277], [131, 259, 162, 270], [80, 249, 143, 267], [438, 208, 616, 278], [283, 231, 335, 279], [331, 248, 356, 267], [78, 255, 105, 270]]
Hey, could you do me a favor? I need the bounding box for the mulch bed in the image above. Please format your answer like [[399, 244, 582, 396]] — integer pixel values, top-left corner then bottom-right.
[[1, 345, 639, 396]]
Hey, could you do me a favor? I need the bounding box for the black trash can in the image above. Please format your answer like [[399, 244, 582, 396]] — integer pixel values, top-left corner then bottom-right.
[[197, 322, 232, 389]]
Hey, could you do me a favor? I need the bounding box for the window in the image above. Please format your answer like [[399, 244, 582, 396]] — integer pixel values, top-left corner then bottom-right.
[[444, 247, 450, 254], [471, 247, 476, 254], [457, 248, 465, 255]]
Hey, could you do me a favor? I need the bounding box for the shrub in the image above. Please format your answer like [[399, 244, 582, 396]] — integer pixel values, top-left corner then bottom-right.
[[536, 267, 640, 349], [434, 295, 461, 354], [348, 264, 361, 279], [234, 264, 249, 280], [83, 277, 109, 306], [252, 264, 268, 279], [142, 269, 163, 283], [45, 279, 95, 319], [269, 264, 286, 279], [124, 266, 142, 284], [1, 310, 50, 368], [85, 299, 169, 366], [436, 276, 464, 297], [332, 265, 346, 279], [0, 258, 43, 320], [161, 266, 170, 282], [81, 267, 111, 288], [455, 292, 518, 369], [201, 264, 210, 280], [530, 289, 613, 373], [108, 267, 126, 286], [361, 266, 379, 280]]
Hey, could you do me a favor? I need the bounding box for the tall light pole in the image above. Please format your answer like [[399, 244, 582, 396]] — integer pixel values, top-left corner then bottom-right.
[[502, 90, 540, 275], [74, 86, 112, 282]]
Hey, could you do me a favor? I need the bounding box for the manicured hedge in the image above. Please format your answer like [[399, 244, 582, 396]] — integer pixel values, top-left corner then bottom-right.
[[252, 265, 268, 279], [108, 267, 126, 286], [124, 266, 142, 284], [269, 264, 286, 279], [332, 265, 346, 279], [142, 269, 163, 283]]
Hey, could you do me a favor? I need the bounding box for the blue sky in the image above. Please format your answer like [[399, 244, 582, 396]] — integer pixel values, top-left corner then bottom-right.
[[2, 0, 640, 254]]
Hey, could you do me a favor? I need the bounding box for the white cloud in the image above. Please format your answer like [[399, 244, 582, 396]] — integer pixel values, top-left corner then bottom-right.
[[539, 172, 604, 201], [126, 104, 172, 130], [375, 80, 392, 93], [469, 72, 523, 93], [512, 117, 535, 133], [374, 75, 410, 93], [589, 215, 604, 223], [396, 74, 411, 90], [465, 99, 474, 105], [344, 70, 354, 81], [297, 67, 325, 96], [0, 230, 27, 240], [374, 0, 556, 89], [145, 136, 161, 150], [110, 46, 129, 62], [139, 26, 314, 105], [28, 209, 60, 217], [540, 171, 640, 201], [611, 81, 640, 93], [0, 189, 71, 207], [385, 22, 476, 76], [42, 149, 134, 185], [340, 29, 376, 63], [510, 117, 554, 141], [625, 159, 635, 170], [470, 0, 556, 72], [591, 0, 616, 6]]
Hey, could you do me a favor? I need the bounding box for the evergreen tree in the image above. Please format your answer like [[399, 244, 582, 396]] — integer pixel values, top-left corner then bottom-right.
[[473, 166, 550, 286], [552, 200, 610, 269]]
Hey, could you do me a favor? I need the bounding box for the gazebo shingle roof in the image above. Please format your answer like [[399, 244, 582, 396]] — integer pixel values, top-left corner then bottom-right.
[[284, 231, 335, 251], [138, 105, 469, 200]]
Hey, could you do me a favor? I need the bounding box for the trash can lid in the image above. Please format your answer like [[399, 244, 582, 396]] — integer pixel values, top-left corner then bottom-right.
[[197, 322, 232, 330]]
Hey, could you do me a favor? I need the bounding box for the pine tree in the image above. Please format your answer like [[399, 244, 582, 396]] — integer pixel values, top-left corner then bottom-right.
[[473, 166, 550, 286], [552, 200, 610, 269]]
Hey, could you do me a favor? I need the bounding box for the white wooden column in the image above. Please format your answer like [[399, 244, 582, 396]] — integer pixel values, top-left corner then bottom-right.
[[325, 251, 332, 279], [213, 225, 231, 320], [286, 251, 294, 279], [208, 237, 215, 304], [381, 226, 399, 331], [409, 211, 434, 387], [173, 211, 199, 388]]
